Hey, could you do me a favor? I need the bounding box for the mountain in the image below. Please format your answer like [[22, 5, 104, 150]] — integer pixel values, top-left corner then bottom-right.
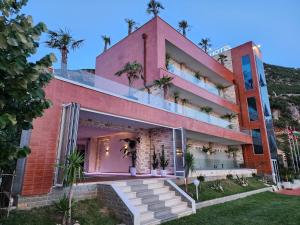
[[264, 63, 300, 160]]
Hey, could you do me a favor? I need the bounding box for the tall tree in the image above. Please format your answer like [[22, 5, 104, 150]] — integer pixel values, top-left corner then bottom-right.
[[154, 75, 173, 100], [101, 35, 111, 52], [146, 0, 164, 17], [114, 61, 143, 96], [217, 53, 228, 65], [178, 20, 190, 37], [45, 29, 84, 77], [125, 18, 137, 35], [198, 38, 212, 53], [0, 0, 56, 171]]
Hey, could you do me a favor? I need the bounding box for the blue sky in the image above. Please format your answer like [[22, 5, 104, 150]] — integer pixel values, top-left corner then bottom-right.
[[24, 0, 300, 69]]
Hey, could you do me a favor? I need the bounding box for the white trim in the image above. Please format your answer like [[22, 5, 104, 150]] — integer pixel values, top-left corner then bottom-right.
[[80, 107, 175, 129], [166, 179, 196, 213], [111, 183, 140, 225]]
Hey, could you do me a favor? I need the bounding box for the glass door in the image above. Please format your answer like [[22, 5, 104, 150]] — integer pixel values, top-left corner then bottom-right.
[[173, 128, 186, 177]]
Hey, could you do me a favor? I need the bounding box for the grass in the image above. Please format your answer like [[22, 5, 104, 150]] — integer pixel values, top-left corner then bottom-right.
[[0, 199, 120, 225], [183, 177, 267, 202], [163, 192, 300, 225]]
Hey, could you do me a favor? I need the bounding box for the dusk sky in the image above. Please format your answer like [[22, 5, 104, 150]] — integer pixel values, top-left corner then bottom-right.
[[24, 0, 300, 70]]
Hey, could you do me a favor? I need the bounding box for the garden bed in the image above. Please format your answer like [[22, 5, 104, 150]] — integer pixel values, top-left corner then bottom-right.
[[181, 177, 268, 202], [0, 199, 120, 225]]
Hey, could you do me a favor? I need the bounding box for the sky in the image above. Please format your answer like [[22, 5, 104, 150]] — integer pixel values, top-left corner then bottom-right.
[[23, 0, 300, 69]]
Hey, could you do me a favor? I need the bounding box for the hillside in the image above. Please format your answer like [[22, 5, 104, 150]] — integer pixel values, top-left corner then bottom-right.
[[264, 63, 300, 130], [264, 63, 300, 156]]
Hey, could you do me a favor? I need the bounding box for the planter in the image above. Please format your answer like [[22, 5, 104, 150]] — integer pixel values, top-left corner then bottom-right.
[[282, 181, 292, 189], [130, 167, 137, 176], [151, 169, 157, 176], [161, 170, 167, 177]]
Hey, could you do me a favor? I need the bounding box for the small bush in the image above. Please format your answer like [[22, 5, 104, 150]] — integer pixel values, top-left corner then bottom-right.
[[226, 174, 233, 180], [197, 175, 205, 182]]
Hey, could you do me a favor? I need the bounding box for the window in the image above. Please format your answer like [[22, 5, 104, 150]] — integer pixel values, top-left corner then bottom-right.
[[252, 129, 263, 154], [242, 55, 254, 90], [247, 97, 258, 121]]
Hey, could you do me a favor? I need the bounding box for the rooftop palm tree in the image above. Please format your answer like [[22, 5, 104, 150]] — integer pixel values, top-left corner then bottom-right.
[[125, 18, 137, 35], [115, 61, 143, 97], [102, 35, 111, 52], [178, 20, 190, 37], [198, 38, 212, 53], [217, 54, 228, 65], [146, 0, 164, 17], [45, 28, 84, 77]]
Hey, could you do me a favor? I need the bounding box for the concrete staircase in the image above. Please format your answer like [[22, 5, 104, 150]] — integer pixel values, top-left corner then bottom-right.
[[113, 179, 194, 225]]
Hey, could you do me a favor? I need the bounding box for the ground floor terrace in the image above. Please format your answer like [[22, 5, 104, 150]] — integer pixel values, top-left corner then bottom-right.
[[57, 107, 255, 184]]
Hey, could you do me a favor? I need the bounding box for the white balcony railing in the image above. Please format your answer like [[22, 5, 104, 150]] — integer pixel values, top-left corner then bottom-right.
[[54, 70, 247, 133]]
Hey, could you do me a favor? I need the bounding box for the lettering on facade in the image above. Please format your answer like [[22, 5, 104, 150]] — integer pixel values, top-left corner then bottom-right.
[[209, 45, 231, 56]]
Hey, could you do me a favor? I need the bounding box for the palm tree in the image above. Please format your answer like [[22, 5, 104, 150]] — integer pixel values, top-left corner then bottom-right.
[[115, 61, 143, 97], [125, 18, 137, 35], [184, 144, 195, 192], [181, 98, 189, 114], [154, 75, 173, 100], [45, 28, 84, 77], [102, 35, 111, 52], [178, 20, 190, 37], [217, 54, 228, 65], [198, 38, 212, 53], [146, 0, 164, 17], [63, 149, 84, 225]]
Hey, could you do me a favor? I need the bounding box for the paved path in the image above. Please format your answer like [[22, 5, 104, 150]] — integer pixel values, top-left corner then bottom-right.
[[277, 188, 300, 196]]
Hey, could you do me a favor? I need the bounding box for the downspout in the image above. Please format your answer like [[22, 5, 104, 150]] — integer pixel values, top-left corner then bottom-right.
[[142, 33, 151, 104]]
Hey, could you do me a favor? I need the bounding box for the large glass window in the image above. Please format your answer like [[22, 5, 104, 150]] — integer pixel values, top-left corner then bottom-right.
[[247, 97, 258, 121], [242, 55, 254, 90], [255, 56, 277, 158], [252, 129, 263, 154]]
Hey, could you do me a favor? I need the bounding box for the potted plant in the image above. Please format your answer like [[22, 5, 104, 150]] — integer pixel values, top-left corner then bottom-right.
[[194, 71, 202, 83], [221, 113, 236, 129], [151, 147, 159, 176], [120, 137, 140, 176], [159, 145, 169, 176], [225, 145, 239, 158]]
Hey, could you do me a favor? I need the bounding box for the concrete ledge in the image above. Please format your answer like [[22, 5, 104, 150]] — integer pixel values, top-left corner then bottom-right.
[[196, 187, 272, 209]]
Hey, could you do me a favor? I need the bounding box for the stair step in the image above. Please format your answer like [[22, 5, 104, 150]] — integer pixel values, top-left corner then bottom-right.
[[152, 202, 188, 218], [140, 211, 154, 222], [141, 208, 193, 225], [147, 197, 183, 211]]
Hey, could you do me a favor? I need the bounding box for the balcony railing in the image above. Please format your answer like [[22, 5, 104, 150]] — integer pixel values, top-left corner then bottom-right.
[[194, 158, 240, 170], [167, 63, 237, 104], [54, 70, 247, 133]]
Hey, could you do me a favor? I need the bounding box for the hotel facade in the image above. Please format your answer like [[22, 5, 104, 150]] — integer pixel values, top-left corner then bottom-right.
[[14, 17, 278, 199]]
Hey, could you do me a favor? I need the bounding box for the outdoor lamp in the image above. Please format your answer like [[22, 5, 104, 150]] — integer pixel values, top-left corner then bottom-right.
[[193, 179, 200, 201]]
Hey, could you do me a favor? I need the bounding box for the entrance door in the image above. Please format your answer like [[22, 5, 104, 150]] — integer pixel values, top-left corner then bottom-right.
[[173, 128, 186, 177], [54, 103, 80, 186], [272, 159, 280, 184]]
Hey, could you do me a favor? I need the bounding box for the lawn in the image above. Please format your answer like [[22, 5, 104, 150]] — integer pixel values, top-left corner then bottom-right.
[[183, 177, 267, 201], [163, 192, 300, 225], [0, 199, 120, 225]]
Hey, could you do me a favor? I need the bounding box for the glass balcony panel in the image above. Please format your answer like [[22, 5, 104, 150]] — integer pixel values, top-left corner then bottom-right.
[[168, 63, 220, 97], [55, 70, 242, 132]]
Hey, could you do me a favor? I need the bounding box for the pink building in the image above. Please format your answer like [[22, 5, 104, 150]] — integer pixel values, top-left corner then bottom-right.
[[14, 17, 279, 217]]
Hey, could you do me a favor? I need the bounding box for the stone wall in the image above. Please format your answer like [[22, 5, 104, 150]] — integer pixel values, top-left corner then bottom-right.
[[18, 183, 98, 209], [98, 184, 134, 225], [136, 128, 174, 174]]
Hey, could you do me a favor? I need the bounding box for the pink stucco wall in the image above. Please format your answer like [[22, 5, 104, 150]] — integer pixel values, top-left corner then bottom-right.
[[95, 18, 159, 88], [97, 132, 134, 173]]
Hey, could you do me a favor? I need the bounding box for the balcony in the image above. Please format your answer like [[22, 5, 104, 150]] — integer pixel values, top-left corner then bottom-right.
[[167, 62, 236, 103], [54, 70, 248, 134]]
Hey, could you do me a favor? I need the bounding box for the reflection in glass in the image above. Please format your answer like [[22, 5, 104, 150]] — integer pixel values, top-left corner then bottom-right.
[[252, 129, 263, 154], [242, 55, 254, 90], [247, 97, 258, 121]]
